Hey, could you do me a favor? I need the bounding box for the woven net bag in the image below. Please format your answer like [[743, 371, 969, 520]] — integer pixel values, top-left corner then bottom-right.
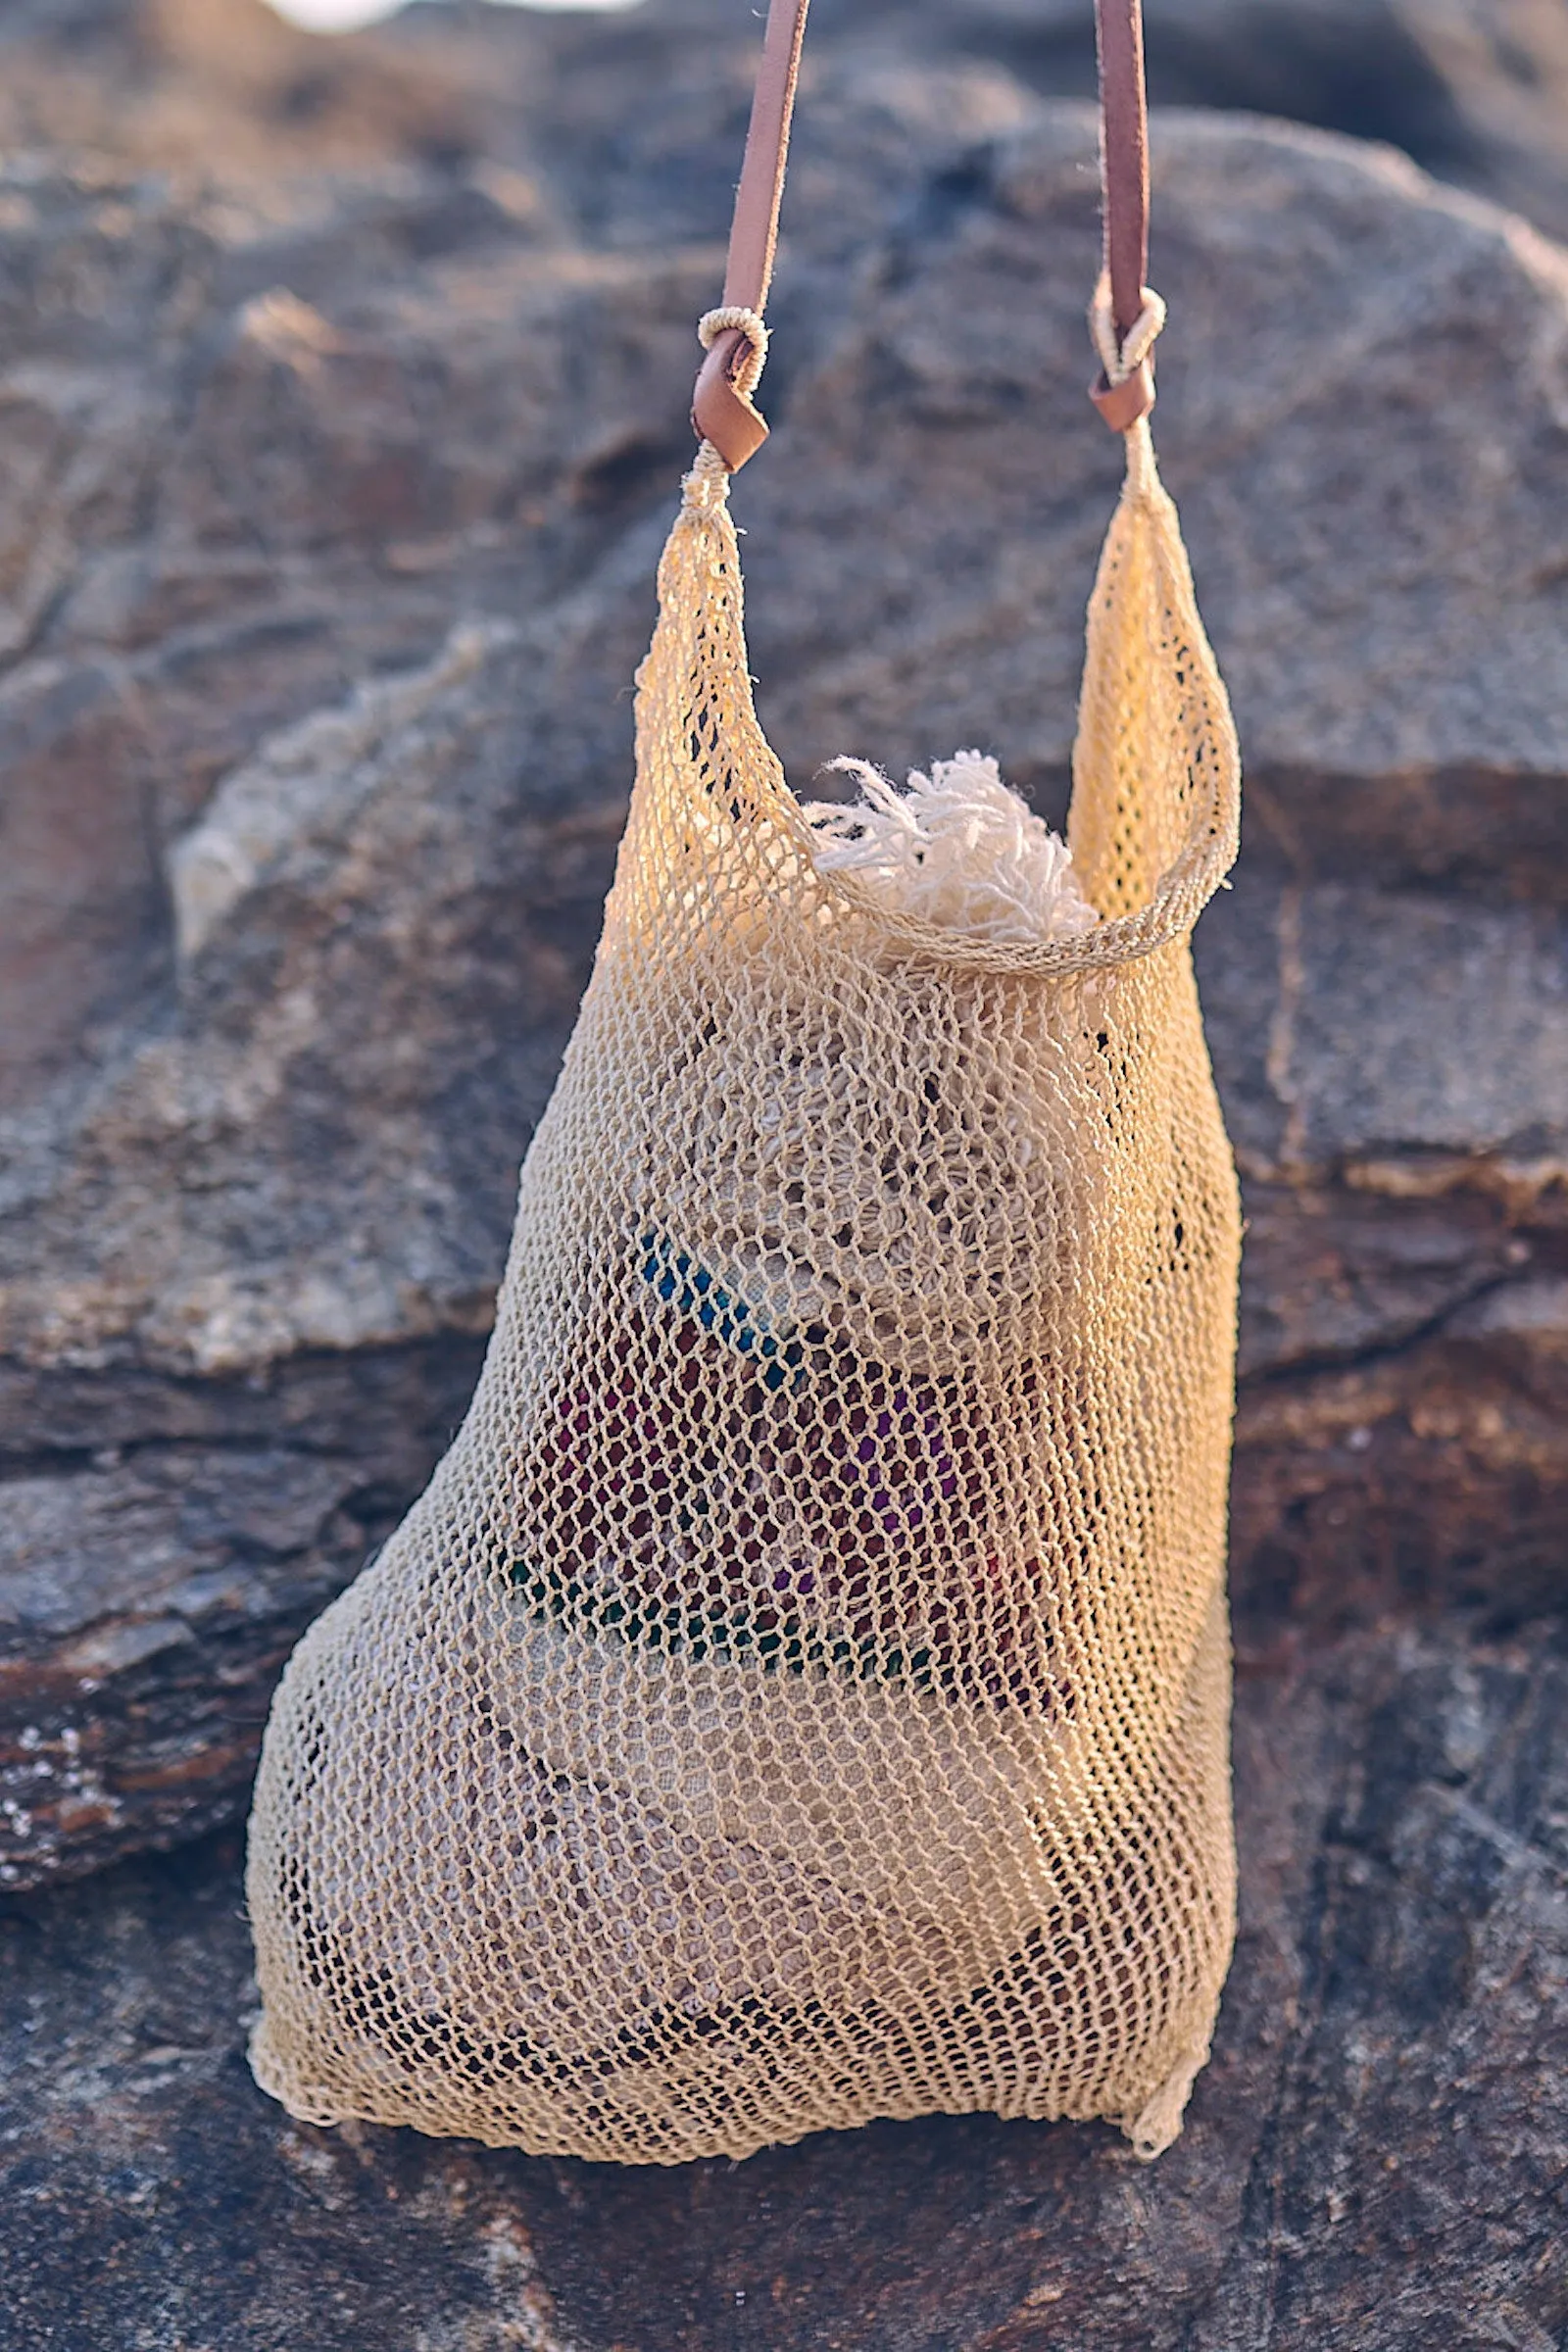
[[247, 0, 1244, 2165], [246, 412, 1242, 2161]]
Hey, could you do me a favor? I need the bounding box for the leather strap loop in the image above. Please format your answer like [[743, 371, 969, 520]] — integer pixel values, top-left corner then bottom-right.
[[694, 312, 771, 475], [692, 0, 811, 472], [1090, 361, 1154, 431], [1090, 0, 1157, 431], [695, 0, 1155, 454]]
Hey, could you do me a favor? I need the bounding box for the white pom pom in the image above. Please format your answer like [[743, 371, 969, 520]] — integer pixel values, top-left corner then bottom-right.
[[803, 751, 1099, 946]]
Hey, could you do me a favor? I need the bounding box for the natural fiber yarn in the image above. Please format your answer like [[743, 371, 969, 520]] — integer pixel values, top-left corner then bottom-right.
[[803, 754, 1099, 946], [246, 421, 1243, 2166]]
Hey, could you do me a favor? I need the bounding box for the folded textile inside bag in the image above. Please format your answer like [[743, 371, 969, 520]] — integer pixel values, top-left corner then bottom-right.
[[803, 752, 1100, 946]]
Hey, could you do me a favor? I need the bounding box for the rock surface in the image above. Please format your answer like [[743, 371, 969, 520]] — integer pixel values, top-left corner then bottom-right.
[[0, 1, 1564, 2340], [4, 1596, 1565, 2350], [871, 0, 1568, 242], [2, 0, 1565, 1885], [7, 0, 1565, 238]]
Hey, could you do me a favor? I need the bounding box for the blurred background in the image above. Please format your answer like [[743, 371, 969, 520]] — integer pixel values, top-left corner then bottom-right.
[[0, 4, 1564, 2348]]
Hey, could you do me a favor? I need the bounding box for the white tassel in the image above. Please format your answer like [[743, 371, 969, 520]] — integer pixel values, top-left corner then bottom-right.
[[803, 751, 1099, 946]]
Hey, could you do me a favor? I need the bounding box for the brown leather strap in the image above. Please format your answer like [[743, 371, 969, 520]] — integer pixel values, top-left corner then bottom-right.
[[692, 0, 811, 472], [1090, 0, 1156, 431]]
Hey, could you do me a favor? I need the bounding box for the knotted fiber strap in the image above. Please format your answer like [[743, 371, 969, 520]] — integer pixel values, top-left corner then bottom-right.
[[247, 0, 1244, 2166]]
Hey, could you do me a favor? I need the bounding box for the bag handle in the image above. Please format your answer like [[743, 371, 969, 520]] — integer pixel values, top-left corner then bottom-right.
[[1090, 0, 1164, 431], [691, 0, 812, 473], [693, 0, 1163, 461]]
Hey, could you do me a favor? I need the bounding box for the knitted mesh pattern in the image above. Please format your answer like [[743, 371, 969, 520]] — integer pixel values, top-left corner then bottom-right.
[[246, 424, 1244, 2165]]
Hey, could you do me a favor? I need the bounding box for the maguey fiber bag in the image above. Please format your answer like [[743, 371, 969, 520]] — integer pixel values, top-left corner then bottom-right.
[[247, 0, 1244, 2164]]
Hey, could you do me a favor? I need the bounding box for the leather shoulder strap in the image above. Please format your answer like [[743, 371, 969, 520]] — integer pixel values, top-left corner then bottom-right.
[[693, 0, 1154, 459], [722, 0, 811, 316], [692, 0, 811, 473], [1096, 0, 1151, 343], [1090, 0, 1160, 432]]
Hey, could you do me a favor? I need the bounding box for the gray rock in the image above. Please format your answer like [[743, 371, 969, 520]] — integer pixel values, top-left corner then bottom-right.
[[2, 1599, 1563, 2351], [847, 0, 1568, 244], [0, 21, 1564, 1896], [0, 2, 1564, 2337], [0, 1339, 482, 1883], [740, 111, 1568, 808]]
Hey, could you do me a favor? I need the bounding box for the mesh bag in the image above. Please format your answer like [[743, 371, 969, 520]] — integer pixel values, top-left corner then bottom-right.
[[247, 0, 1244, 2163], [246, 403, 1244, 2161]]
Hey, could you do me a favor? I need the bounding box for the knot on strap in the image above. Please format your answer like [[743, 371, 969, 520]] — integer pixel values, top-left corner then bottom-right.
[[694, 306, 771, 473], [698, 305, 769, 399], [1088, 276, 1165, 432], [1089, 276, 1164, 384]]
